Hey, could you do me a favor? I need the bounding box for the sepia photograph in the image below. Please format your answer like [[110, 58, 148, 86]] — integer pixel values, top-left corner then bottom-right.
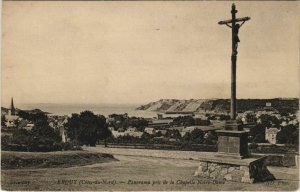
[[1, 0, 299, 191]]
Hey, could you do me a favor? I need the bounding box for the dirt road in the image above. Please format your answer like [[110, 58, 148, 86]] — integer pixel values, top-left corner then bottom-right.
[[1, 147, 298, 191]]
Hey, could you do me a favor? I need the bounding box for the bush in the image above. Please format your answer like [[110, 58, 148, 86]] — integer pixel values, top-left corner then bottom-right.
[[8, 111, 64, 152], [250, 145, 289, 154], [249, 143, 258, 150], [28, 139, 63, 152], [61, 142, 82, 151], [2, 144, 28, 151]]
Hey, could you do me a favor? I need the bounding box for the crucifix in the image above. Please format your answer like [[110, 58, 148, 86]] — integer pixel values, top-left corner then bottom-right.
[[218, 3, 250, 121]]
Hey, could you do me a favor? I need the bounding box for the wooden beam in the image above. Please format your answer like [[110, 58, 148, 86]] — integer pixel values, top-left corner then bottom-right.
[[218, 17, 250, 25]]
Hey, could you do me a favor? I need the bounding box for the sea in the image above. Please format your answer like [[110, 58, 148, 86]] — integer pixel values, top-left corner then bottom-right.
[[17, 103, 158, 118]]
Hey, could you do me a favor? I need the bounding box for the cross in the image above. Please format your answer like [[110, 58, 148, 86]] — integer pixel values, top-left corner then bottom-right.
[[218, 3, 250, 121]]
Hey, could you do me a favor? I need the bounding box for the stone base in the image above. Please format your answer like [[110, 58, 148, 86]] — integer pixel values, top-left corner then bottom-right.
[[225, 120, 243, 131], [215, 152, 249, 160], [194, 155, 275, 183], [216, 130, 249, 159]]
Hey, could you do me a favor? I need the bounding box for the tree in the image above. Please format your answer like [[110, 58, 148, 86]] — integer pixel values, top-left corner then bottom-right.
[[65, 111, 110, 146], [172, 116, 195, 126], [204, 131, 218, 145], [1, 115, 7, 127], [249, 124, 266, 143], [277, 124, 298, 145], [258, 114, 279, 127], [245, 113, 256, 123], [182, 132, 192, 143], [190, 129, 205, 143], [166, 129, 181, 139], [218, 115, 231, 121], [18, 110, 48, 124], [130, 118, 148, 132], [141, 132, 151, 143], [11, 112, 63, 151]]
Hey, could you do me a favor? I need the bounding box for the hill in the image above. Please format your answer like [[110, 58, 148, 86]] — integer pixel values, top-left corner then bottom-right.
[[137, 98, 299, 114], [1, 107, 50, 115]]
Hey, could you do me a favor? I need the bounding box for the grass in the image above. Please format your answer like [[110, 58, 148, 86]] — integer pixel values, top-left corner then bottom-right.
[[1, 150, 117, 169], [1, 147, 299, 191]]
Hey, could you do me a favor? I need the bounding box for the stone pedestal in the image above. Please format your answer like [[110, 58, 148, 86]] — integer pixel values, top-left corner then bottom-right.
[[194, 156, 276, 183], [224, 119, 243, 131], [216, 130, 249, 159]]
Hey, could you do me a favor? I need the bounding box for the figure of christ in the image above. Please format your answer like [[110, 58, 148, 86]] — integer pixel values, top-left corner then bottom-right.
[[225, 21, 245, 55]]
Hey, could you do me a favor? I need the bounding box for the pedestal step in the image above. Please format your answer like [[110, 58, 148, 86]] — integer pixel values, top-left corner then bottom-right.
[[194, 156, 276, 184], [225, 120, 243, 131]]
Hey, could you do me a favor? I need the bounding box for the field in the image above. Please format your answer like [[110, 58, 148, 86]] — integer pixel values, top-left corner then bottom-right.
[[1, 147, 299, 191]]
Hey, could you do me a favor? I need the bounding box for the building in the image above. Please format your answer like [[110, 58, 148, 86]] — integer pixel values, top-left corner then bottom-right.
[[148, 119, 173, 128], [180, 126, 222, 137], [5, 98, 19, 128], [265, 127, 281, 144], [144, 127, 156, 135], [125, 131, 143, 138], [112, 128, 144, 138], [9, 97, 16, 116], [156, 129, 167, 135], [127, 127, 138, 132], [112, 130, 125, 138]]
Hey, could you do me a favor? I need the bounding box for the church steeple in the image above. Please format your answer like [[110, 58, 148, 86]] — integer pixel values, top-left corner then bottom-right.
[[10, 97, 15, 115]]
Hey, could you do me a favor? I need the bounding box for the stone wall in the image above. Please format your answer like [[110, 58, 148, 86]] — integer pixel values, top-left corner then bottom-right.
[[194, 159, 275, 184]]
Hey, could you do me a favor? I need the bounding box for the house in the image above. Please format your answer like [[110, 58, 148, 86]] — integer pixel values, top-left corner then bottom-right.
[[127, 127, 137, 132], [112, 131, 125, 138], [148, 119, 173, 128], [180, 126, 222, 137], [265, 127, 281, 144], [17, 119, 29, 129], [144, 127, 156, 135], [5, 115, 19, 128], [288, 119, 298, 126], [112, 128, 144, 138], [168, 126, 185, 132], [194, 114, 209, 120], [24, 123, 34, 131], [156, 129, 167, 135], [280, 121, 288, 127], [125, 131, 143, 138]]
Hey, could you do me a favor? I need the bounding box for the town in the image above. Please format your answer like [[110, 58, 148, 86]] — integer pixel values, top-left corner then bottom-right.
[[2, 98, 298, 161]]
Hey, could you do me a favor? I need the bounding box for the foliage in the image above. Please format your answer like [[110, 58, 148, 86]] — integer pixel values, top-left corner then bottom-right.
[[218, 115, 231, 121], [5, 111, 63, 152], [1, 115, 7, 126], [258, 114, 280, 127], [249, 124, 267, 143], [190, 129, 205, 143], [249, 145, 289, 154], [141, 132, 152, 143], [244, 113, 257, 123], [65, 111, 111, 146], [9, 119, 63, 152], [61, 142, 82, 151], [277, 124, 299, 145], [108, 114, 148, 131], [204, 131, 218, 145], [182, 132, 192, 143], [248, 142, 258, 150], [165, 129, 181, 139], [172, 116, 195, 126], [18, 110, 48, 124]]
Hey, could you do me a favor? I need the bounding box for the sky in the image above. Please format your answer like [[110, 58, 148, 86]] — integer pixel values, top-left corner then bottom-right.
[[2, 1, 299, 107]]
